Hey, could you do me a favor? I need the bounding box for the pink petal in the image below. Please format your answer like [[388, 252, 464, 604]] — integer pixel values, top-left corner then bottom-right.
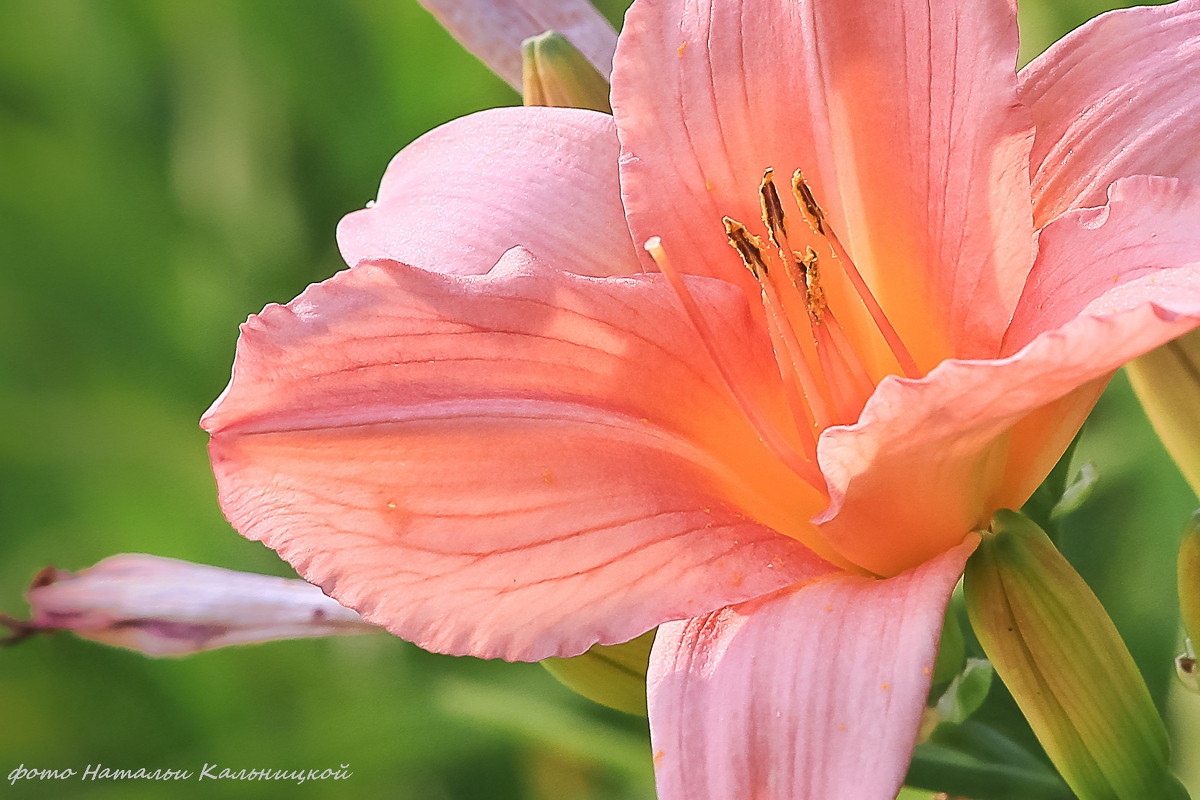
[[818, 179, 1200, 576], [204, 250, 837, 662], [416, 0, 617, 89], [612, 0, 1035, 364], [648, 536, 976, 800], [27, 554, 377, 657], [1020, 0, 1200, 227], [336, 106, 642, 278], [818, 306, 1200, 577], [1005, 178, 1200, 352]]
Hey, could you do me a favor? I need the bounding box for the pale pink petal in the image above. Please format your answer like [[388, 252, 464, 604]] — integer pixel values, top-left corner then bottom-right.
[[1020, 0, 1200, 227], [818, 302, 1200, 577], [1005, 177, 1200, 351], [649, 536, 976, 800], [336, 107, 641, 278], [26, 554, 377, 657], [612, 0, 1035, 365], [818, 177, 1200, 576], [416, 0, 617, 89], [204, 250, 836, 661]]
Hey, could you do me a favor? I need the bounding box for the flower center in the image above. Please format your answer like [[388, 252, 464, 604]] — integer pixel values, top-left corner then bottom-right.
[[647, 168, 922, 490]]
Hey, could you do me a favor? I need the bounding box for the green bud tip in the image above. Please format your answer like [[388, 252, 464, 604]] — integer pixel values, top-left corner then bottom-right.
[[521, 30, 612, 113]]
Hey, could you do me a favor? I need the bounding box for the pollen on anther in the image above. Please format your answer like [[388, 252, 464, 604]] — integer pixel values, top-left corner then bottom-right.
[[802, 248, 826, 321], [722, 217, 770, 279], [791, 170, 827, 236], [758, 168, 789, 248]]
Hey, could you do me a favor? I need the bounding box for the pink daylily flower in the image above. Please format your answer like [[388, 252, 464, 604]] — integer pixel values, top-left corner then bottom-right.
[[202, 0, 1200, 796]]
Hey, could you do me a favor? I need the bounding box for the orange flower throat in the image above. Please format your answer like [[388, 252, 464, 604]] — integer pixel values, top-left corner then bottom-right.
[[647, 168, 924, 493]]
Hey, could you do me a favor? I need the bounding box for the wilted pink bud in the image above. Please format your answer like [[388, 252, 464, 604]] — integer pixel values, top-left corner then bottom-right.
[[21, 554, 380, 656]]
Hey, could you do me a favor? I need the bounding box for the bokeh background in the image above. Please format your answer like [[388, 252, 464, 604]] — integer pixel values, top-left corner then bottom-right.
[[0, 1, 1195, 798]]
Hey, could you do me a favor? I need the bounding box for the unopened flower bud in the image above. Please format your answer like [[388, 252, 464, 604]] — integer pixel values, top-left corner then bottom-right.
[[1127, 328, 1200, 498], [1177, 512, 1200, 692], [541, 629, 653, 716], [20, 554, 380, 656], [521, 30, 611, 112], [964, 510, 1187, 799]]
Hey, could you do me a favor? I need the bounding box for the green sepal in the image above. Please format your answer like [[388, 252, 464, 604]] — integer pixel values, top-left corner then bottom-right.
[[540, 630, 654, 716], [964, 509, 1189, 799], [520, 31, 611, 113]]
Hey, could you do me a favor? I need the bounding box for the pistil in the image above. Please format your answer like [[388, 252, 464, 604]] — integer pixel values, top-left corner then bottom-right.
[[644, 237, 824, 488]]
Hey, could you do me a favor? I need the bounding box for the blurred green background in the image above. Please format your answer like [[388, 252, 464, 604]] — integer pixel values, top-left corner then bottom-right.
[[0, 1, 1194, 798]]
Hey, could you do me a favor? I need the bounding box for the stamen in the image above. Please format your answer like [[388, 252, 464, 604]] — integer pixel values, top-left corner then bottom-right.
[[821, 308, 877, 401], [791, 170, 827, 237], [798, 250, 874, 423], [644, 237, 823, 487], [799, 247, 826, 322], [791, 171, 922, 379], [758, 169, 789, 250], [723, 219, 834, 432], [759, 281, 834, 435], [722, 218, 771, 279], [757, 303, 821, 460]]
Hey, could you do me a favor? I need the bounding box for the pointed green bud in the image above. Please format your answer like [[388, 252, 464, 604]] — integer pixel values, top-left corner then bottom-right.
[[1127, 329, 1200, 498], [933, 658, 995, 727], [1050, 462, 1098, 521], [521, 31, 611, 113], [964, 509, 1188, 800], [540, 630, 653, 716], [1177, 511, 1200, 692]]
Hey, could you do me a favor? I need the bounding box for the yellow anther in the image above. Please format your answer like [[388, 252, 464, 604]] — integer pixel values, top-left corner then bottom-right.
[[759, 168, 789, 250], [791, 170, 827, 237], [801, 247, 825, 321], [723, 217, 771, 279]]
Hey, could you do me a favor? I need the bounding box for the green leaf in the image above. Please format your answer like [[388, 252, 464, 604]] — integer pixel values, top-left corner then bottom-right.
[[907, 721, 1071, 800], [1049, 462, 1098, 521], [935, 659, 994, 726]]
